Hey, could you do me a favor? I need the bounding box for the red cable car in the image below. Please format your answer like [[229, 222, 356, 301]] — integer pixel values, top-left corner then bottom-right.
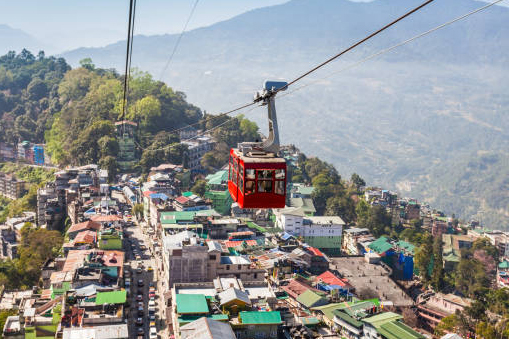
[[228, 81, 288, 209]]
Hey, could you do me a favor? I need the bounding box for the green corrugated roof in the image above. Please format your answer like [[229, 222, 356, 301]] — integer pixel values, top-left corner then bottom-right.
[[178, 313, 229, 325], [363, 312, 402, 328], [160, 211, 196, 224], [95, 290, 126, 305], [206, 170, 228, 185], [333, 310, 363, 328], [499, 261, 509, 269], [301, 317, 320, 326], [369, 237, 393, 254], [239, 311, 282, 325], [296, 290, 327, 308], [378, 320, 425, 339], [182, 191, 193, 197], [246, 221, 267, 233], [396, 240, 415, 254], [297, 186, 315, 195], [311, 303, 345, 320], [176, 294, 209, 314]]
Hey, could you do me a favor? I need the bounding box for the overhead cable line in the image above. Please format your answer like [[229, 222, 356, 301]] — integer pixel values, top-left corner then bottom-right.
[[280, 0, 437, 92], [144, 0, 437, 141], [136, 104, 261, 152], [279, 0, 507, 99], [159, 0, 201, 81], [120, 0, 137, 137], [137, 101, 257, 140]]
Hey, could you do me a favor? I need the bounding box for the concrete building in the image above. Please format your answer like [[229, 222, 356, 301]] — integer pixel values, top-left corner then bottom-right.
[[276, 209, 345, 255], [37, 184, 66, 230], [343, 228, 374, 255], [182, 136, 214, 172], [0, 225, 18, 259], [0, 173, 27, 199], [416, 292, 471, 331], [162, 231, 265, 288]]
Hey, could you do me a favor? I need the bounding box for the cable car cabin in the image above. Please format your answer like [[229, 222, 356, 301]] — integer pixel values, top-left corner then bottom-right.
[[228, 148, 286, 209]]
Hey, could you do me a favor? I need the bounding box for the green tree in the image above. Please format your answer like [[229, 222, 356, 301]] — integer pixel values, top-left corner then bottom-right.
[[99, 156, 118, 183], [358, 205, 392, 237], [97, 136, 119, 158], [132, 203, 144, 219], [431, 236, 445, 291], [350, 173, 366, 190], [191, 179, 208, 197], [414, 233, 433, 281]]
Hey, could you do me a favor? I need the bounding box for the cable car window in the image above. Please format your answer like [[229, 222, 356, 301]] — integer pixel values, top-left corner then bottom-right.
[[275, 169, 285, 179], [275, 181, 285, 195], [258, 180, 273, 193], [233, 159, 238, 172], [257, 170, 273, 179], [239, 164, 244, 176], [246, 169, 255, 179], [245, 180, 255, 195], [239, 176, 244, 193]]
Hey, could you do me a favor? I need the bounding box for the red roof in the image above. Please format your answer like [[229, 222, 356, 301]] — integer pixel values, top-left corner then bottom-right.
[[73, 230, 97, 244], [225, 240, 258, 248], [307, 247, 324, 257], [67, 220, 101, 234], [282, 279, 321, 299], [90, 214, 123, 222], [316, 271, 352, 288], [175, 196, 190, 204], [143, 190, 156, 198]]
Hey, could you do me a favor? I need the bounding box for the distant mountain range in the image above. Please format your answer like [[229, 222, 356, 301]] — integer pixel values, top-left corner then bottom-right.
[[0, 25, 46, 55], [57, 0, 509, 228]]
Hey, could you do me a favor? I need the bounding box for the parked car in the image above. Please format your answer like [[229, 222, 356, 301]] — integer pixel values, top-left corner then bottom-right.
[[147, 266, 153, 272], [148, 300, 156, 308], [136, 294, 143, 302], [137, 327, 144, 336], [138, 279, 144, 287], [136, 317, 143, 326], [137, 307, 144, 316], [150, 326, 157, 339]]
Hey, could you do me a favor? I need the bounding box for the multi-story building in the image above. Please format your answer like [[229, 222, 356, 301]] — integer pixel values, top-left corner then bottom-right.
[[182, 135, 214, 172], [276, 208, 345, 255], [0, 173, 27, 199], [162, 231, 264, 288], [416, 292, 471, 331], [342, 227, 374, 255], [37, 184, 66, 230]]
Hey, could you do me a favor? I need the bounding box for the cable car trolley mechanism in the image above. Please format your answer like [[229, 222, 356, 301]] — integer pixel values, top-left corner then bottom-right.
[[228, 81, 288, 209]]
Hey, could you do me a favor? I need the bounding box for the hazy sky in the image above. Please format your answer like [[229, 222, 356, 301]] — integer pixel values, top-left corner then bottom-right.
[[0, 0, 504, 54], [0, 0, 291, 53]]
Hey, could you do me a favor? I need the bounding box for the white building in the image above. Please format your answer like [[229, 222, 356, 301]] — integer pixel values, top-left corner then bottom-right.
[[275, 207, 345, 255]]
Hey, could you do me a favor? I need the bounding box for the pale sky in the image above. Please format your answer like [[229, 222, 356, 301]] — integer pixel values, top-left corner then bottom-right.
[[0, 0, 290, 53], [0, 0, 504, 54]]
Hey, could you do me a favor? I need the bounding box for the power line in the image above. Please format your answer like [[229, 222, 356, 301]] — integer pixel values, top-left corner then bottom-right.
[[281, 0, 437, 92], [279, 0, 507, 99], [136, 104, 260, 152], [143, 0, 438, 141], [121, 0, 137, 126], [159, 0, 200, 81]]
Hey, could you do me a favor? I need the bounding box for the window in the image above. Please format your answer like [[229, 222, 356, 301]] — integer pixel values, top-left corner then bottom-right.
[[226, 265, 230, 270], [275, 169, 285, 179], [275, 180, 285, 195], [246, 169, 255, 179], [238, 265, 241, 270], [258, 180, 273, 193], [209, 255, 216, 260], [239, 176, 244, 193], [245, 180, 255, 195]]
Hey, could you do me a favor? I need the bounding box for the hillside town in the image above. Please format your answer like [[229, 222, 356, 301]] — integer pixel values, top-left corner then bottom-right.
[[0, 125, 507, 339]]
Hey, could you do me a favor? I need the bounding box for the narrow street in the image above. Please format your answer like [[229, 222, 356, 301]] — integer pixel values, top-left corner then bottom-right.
[[124, 216, 168, 339]]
